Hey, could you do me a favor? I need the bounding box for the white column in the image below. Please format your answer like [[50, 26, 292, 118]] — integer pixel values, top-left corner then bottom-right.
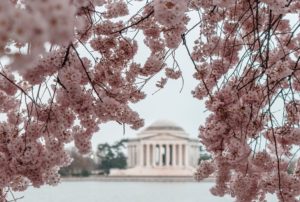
[[127, 145, 130, 167], [139, 144, 143, 167], [172, 144, 176, 166], [152, 144, 156, 167], [146, 144, 150, 167], [131, 145, 134, 167], [134, 145, 137, 166], [166, 144, 170, 166], [179, 144, 182, 167], [129, 145, 132, 167], [143, 144, 146, 166], [185, 144, 188, 167], [182, 145, 184, 167], [159, 144, 163, 166], [130, 145, 133, 167]]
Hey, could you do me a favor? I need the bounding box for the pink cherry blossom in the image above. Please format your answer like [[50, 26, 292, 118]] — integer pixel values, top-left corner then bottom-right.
[[0, 0, 299, 201]]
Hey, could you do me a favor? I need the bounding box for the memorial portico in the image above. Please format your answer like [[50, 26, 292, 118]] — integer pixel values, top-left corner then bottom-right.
[[130, 142, 189, 167], [111, 120, 200, 176]]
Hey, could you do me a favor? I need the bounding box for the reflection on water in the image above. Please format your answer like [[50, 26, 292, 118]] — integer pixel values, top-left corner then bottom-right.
[[11, 181, 275, 202]]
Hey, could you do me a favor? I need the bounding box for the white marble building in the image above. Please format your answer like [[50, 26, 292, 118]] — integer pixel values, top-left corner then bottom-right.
[[111, 120, 200, 176]]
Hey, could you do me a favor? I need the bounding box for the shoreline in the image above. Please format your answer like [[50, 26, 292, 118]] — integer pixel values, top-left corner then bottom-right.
[[61, 176, 216, 182]]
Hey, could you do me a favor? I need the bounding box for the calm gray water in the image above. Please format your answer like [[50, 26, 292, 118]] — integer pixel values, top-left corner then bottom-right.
[[11, 181, 276, 202]]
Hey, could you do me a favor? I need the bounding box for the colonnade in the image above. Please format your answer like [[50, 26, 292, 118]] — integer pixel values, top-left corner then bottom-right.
[[128, 143, 189, 168]]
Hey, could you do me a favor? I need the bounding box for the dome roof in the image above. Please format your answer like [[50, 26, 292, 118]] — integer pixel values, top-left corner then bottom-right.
[[143, 120, 185, 132]]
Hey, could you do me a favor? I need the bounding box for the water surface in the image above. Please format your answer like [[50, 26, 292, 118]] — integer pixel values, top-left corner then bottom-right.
[[11, 181, 276, 202]]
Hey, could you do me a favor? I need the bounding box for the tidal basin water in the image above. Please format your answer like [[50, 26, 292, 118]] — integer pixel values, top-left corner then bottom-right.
[[13, 181, 276, 202]]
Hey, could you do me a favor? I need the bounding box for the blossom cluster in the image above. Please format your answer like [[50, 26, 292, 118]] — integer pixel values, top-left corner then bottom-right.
[[191, 0, 300, 201]]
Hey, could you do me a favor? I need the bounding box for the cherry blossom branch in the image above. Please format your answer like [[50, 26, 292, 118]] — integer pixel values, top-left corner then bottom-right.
[[181, 33, 213, 100], [71, 44, 103, 102], [0, 72, 39, 107], [111, 9, 154, 34]]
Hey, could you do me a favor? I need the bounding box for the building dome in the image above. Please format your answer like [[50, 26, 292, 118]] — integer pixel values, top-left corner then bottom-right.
[[145, 120, 185, 132], [136, 120, 188, 138]]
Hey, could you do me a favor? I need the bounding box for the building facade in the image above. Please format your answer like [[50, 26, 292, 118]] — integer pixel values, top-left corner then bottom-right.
[[111, 120, 200, 176]]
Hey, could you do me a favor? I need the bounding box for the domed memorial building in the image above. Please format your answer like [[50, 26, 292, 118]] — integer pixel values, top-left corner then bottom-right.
[[110, 120, 200, 176]]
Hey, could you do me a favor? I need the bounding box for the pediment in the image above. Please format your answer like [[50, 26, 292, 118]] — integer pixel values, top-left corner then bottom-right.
[[139, 133, 189, 141]]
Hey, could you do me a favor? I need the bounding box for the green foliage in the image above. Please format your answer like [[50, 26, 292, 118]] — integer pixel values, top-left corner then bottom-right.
[[81, 169, 91, 177], [58, 167, 69, 177], [200, 153, 212, 162], [198, 145, 211, 164], [97, 139, 128, 175]]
